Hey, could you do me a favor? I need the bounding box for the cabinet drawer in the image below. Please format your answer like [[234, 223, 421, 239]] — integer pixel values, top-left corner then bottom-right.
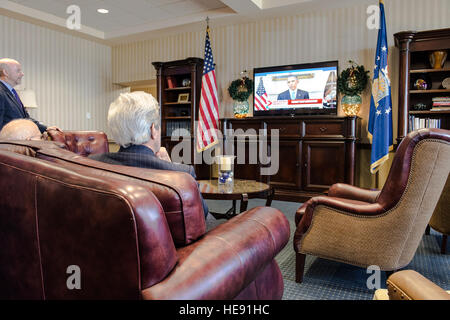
[[266, 121, 301, 137], [226, 121, 261, 134], [302, 120, 345, 138]]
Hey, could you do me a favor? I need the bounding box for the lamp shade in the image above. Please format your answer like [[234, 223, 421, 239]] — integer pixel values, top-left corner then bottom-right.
[[17, 89, 38, 108]]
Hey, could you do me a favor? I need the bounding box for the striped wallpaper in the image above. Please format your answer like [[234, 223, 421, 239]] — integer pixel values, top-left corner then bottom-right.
[[112, 0, 450, 142], [0, 14, 124, 133], [1, 0, 448, 138]]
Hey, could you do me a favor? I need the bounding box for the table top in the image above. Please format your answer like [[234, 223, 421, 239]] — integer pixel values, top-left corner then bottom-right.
[[198, 179, 271, 200]]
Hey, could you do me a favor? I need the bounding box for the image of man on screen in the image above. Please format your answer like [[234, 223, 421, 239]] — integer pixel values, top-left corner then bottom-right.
[[277, 75, 309, 101]]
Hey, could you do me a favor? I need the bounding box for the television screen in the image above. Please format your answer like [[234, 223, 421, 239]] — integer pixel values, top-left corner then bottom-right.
[[253, 61, 338, 116]]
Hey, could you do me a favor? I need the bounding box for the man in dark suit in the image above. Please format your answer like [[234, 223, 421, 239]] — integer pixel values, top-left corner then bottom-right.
[[277, 75, 309, 100], [89, 91, 209, 218], [0, 58, 48, 133]]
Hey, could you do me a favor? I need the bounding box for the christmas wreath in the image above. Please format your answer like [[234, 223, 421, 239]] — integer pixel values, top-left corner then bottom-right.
[[337, 61, 370, 96], [228, 76, 253, 102]]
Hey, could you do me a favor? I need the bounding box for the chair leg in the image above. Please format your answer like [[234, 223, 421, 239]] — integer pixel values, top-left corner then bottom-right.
[[442, 235, 448, 254], [295, 253, 306, 283]]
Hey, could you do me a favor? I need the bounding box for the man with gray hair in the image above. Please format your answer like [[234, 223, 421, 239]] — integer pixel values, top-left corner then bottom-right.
[[90, 91, 208, 218], [0, 58, 60, 133]]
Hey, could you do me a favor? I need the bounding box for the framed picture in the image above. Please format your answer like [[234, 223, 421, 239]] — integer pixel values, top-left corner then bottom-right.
[[178, 93, 190, 103]]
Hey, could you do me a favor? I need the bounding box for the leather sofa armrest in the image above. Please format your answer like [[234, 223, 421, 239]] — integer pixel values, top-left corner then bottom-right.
[[295, 196, 382, 229], [387, 270, 450, 300], [328, 183, 380, 203], [141, 206, 290, 300]]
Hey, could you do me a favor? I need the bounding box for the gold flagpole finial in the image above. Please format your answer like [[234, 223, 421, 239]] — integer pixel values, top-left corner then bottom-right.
[[206, 16, 210, 28]]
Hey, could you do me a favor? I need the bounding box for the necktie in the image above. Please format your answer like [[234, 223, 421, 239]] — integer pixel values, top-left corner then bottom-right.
[[291, 91, 296, 100], [11, 88, 26, 114]]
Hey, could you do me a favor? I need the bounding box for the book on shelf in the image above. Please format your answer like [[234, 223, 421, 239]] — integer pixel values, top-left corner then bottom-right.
[[431, 96, 450, 109], [432, 102, 450, 106], [166, 120, 191, 137], [432, 103, 450, 106], [432, 97, 450, 104], [409, 115, 441, 131], [167, 76, 176, 89], [432, 96, 450, 101], [431, 106, 450, 111]]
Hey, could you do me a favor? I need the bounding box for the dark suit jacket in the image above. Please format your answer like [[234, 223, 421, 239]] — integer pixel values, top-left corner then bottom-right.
[[277, 89, 309, 101], [89, 144, 209, 218], [0, 81, 47, 133]]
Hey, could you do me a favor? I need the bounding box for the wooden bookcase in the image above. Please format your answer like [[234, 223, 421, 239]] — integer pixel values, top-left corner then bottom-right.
[[394, 28, 450, 143], [152, 57, 210, 179]]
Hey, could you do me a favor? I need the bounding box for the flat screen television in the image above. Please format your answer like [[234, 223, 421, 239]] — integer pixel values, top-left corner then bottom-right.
[[253, 60, 338, 116]]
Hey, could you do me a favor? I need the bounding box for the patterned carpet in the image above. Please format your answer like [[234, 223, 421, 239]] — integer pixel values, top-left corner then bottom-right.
[[205, 198, 450, 300]]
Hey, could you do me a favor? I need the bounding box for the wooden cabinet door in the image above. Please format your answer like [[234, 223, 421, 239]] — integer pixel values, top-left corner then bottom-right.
[[268, 140, 302, 191], [232, 137, 263, 182], [302, 140, 346, 192]]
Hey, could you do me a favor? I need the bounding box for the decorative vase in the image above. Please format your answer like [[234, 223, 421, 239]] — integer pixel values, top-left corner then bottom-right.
[[233, 100, 250, 118], [341, 94, 362, 116], [216, 155, 235, 193], [429, 50, 447, 69]]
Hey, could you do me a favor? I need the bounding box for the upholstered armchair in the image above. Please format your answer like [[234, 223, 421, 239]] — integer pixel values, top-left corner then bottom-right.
[[427, 175, 449, 254], [294, 128, 450, 283], [46, 128, 109, 156]]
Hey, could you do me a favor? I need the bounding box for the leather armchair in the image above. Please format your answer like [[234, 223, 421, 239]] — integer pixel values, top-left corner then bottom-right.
[[294, 128, 450, 283], [374, 270, 450, 300], [0, 140, 290, 299]]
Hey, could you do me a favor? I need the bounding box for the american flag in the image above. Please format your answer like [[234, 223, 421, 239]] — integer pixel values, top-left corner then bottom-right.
[[254, 78, 271, 111], [196, 26, 219, 152]]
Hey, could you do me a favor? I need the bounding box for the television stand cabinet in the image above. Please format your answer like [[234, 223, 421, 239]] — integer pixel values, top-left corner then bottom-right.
[[220, 116, 360, 202]]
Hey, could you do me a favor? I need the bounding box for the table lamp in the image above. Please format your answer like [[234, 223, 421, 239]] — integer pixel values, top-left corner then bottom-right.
[[17, 89, 38, 109]]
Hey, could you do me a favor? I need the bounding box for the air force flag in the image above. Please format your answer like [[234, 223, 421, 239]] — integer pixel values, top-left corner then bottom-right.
[[368, 0, 393, 174]]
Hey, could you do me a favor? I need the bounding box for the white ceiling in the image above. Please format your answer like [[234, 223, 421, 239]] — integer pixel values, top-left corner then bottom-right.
[[9, 0, 227, 32], [0, 0, 373, 44]]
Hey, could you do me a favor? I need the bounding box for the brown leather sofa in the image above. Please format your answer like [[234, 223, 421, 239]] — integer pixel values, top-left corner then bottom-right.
[[0, 139, 290, 300]]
